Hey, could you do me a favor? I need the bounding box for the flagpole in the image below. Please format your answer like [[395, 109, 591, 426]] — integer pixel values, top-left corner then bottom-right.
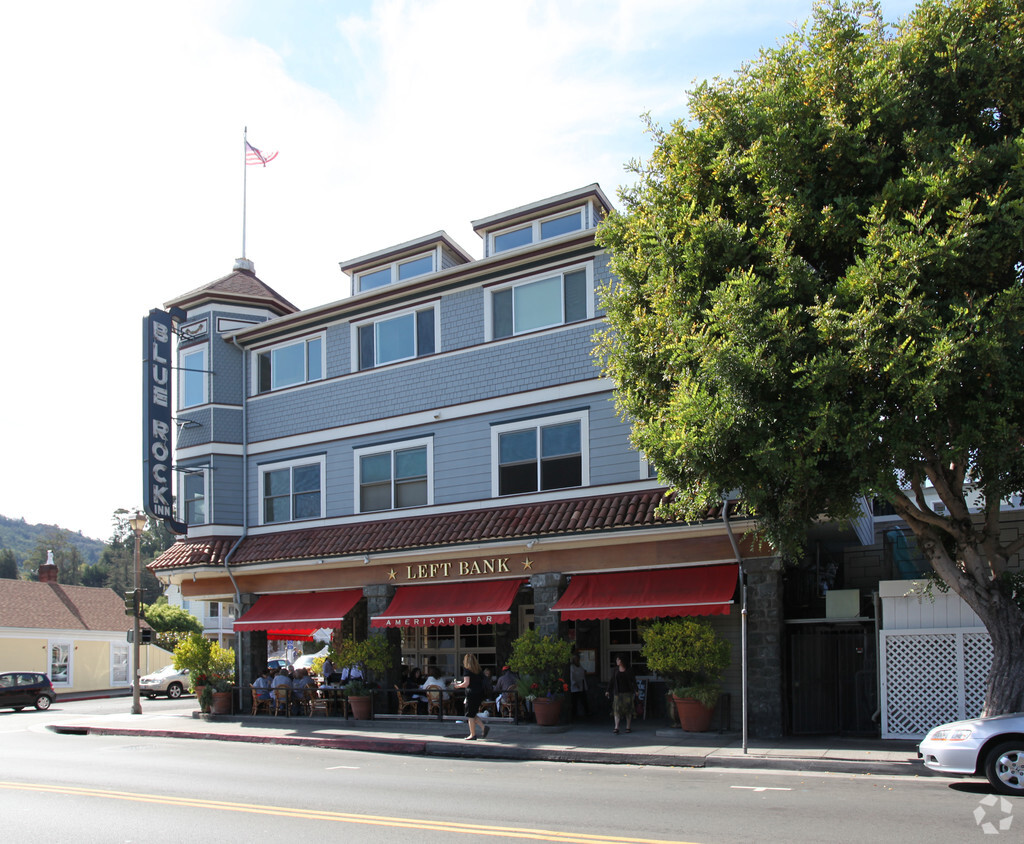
[[242, 126, 248, 260]]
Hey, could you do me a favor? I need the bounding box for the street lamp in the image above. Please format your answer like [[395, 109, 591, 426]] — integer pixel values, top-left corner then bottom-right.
[[129, 511, 147, 715]]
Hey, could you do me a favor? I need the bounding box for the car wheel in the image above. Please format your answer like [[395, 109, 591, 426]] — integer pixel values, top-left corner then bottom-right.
[[13, 706, 24, 712], [167, 682, 183, 699], [985, 740, 1024, 796], [144, 693, 156, 699], [34, 695, 52, 711]]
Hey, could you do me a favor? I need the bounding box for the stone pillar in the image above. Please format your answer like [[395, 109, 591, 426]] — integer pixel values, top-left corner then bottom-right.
[[743, 556, 784, 738], [362, 583, 400, 680], [234, 593, 264, 708], [529, 572, 565, 637]]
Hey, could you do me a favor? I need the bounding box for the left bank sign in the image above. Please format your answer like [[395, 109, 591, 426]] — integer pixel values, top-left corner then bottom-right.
[[142, 309, 187, 534]]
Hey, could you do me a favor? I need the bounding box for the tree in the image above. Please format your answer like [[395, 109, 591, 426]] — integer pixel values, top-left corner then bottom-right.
[[597, 0, 1024, 715], [142, 597, 203, 651], [25, 529, 84, 584], [0, 548, 18, 580]]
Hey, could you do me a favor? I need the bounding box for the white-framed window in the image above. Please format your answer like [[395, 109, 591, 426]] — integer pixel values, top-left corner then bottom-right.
[[182, 469, 207, 525], [259, 455, 326, 524], [490, 208, 584, 254], [49, 641, 71, 687], [354, 437, 433, 513], [491, 411, 589, 497], [488, 264, 591, 340], [111, 642, 130, 686], [356, 251, 436, 293], [255, 333, 324, 394], [354, 305, 437, 370], [180, 345, 208, 408]]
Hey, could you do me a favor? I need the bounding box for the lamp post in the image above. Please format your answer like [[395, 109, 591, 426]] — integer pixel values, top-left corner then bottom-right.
[[129, 511, 147, 715]]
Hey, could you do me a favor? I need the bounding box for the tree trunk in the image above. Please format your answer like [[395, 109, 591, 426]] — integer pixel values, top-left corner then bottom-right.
[[981, 598, 1024, 716]]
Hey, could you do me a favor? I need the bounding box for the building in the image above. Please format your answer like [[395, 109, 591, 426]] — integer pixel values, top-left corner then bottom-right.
[[0, 555, 167, 693], [150, 184, 867, 737]]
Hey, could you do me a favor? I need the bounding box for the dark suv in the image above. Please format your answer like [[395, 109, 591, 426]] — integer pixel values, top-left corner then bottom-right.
[[0, 672, 56, 711]]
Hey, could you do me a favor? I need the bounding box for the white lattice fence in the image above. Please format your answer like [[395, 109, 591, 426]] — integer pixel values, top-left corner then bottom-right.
[[880, 628, 992, 739]]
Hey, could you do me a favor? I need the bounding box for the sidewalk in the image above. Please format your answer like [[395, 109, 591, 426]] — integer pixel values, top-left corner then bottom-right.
[[48, 705, 928, 778]]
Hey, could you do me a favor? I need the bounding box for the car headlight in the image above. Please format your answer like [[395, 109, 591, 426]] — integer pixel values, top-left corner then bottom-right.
[[930, 728, 973, 741]]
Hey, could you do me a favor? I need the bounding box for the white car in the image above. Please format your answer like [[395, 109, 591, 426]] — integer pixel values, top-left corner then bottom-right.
[[292, 647, 329, 673], [919, 713, 1024, 795], [139, 665, 190, 699]]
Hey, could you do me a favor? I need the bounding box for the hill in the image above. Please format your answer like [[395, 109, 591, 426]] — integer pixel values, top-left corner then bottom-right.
[[0, 514, 106, 566]]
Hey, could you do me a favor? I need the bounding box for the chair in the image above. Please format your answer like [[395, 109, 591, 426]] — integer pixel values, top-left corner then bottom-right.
[[395, 685, 418, 715], [500, 689, 520, 719], [306, 686, 328, 717], [424, 685, 443, 716], [273, 685, 291, 718], [251, 688, 271, 716]]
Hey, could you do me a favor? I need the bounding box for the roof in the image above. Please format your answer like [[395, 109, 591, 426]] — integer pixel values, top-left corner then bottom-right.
[[149, 489, 731, 572], [0, 579, 137, 632], [164, 266, 298, 317]]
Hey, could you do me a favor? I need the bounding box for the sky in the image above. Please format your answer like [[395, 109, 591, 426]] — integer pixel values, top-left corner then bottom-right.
[[0, 0, 920, 543]]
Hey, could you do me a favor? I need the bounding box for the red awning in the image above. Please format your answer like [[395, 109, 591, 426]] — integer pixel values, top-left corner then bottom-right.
[[551, 564, 737, 620], [234, 589, 362, 640], [371, 579, 526, 628]]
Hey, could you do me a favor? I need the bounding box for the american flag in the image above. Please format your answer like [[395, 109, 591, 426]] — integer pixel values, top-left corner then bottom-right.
[[245, 140, 278, 167]]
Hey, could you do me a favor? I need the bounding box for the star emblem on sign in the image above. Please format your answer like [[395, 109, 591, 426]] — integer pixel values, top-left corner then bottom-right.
[[522, 557, 534, 570], [387, 568, 397, 581]]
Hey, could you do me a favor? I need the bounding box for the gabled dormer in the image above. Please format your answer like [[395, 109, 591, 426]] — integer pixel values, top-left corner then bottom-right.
[[339, 231, 473, 296], [472, 183, 613, 259]]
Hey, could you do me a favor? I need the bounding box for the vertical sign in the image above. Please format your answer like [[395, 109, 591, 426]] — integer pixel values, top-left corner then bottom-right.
[[142, 309, 187, 534]]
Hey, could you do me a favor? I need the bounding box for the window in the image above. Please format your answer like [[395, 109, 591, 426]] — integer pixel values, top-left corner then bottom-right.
[[356, 252, 435, 293], [355, 439, 432, 513], [111, 643, 129, 686], [492, 412, 588, 497], [356, 306, 436, 370], [490, 267, 589, 339], [49, 642, 70, 686], [491, 209, 584, 254], [260, 456, 325, 524], [181, 347, 207, 408], [183, 470, 206, 525], [256, 335, 324, 394]]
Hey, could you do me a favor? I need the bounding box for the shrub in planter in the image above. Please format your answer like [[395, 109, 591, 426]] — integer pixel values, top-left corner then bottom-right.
[[640, 618, 730, 730], [508, 629, 571, 724]]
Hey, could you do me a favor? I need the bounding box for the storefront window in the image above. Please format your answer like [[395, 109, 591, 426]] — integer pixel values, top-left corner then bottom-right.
[[400, 624, 499, 678], [606, 618, 648, 677]]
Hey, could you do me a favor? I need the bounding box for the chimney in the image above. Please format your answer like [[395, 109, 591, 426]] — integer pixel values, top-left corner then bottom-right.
[[38, 549, 58, 583]]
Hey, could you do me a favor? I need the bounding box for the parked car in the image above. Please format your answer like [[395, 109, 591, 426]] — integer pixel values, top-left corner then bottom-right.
[[292, 647, 329, 673], [267, 658, 290, 671], [0, 671, 55, 711], [139, 665, 190, 699], [919, 712, 1024, 795]]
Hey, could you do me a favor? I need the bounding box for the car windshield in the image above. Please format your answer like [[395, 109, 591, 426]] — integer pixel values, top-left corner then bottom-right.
[[154, 665, 181, 676]]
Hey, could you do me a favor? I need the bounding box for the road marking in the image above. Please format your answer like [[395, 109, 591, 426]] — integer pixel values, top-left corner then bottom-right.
[[0, 781, 698, 843], [325, 765, 360, 769], [731, 786, 792, 792]]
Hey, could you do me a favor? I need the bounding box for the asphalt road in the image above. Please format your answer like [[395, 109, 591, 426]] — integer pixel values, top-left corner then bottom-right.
[[1, 698, 1016, 842]]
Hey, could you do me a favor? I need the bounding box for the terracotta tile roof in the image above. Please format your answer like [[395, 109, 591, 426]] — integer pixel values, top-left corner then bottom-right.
[[149, 489, 704, 572], [0, 580, 137, 632]]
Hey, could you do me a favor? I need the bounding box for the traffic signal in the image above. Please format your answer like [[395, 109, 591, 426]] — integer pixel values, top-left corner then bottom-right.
[[123, 590, 137, 616], [140, 629, 153, 645]]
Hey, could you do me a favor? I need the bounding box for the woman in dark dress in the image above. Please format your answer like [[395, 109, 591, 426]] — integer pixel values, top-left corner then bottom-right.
[[452, 653, 488, 740], [605, 654, 637, 734]]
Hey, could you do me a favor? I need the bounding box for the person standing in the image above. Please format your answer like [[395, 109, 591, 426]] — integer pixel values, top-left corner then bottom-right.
[[569, 654, 590, 720], [452, 653, 488, 740], [605, 654, 637, 734]]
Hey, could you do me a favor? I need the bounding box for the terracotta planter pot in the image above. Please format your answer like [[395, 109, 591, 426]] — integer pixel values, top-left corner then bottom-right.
[[194, 685, 209, 712], [348, 694, 372, 719], [532, 696, 563, 726], [672, 696, 714, 732], [211, 691, 232, 715]]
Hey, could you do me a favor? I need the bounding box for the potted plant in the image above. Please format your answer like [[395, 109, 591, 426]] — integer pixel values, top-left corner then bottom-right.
[[507, 629, 572, 726], [172, 633, 213, 711], [640, 618, 730, 732], [208, 643, 236, 715], [329, 633, 392, 719]]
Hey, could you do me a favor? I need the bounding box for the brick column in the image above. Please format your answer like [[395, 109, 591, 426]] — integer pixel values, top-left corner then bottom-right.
[[743, 556, 784, 738]]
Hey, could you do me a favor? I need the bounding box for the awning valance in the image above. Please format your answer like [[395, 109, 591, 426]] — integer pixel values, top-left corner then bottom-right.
[[370, 579, 526, 628], [234, 589, 362, 640], [551, 564, 737, 620]]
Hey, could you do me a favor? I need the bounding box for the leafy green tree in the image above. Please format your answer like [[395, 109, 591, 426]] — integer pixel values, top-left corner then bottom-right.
[[597, 0, 1024, 714], [143, 597, 203, 651], [0, 548, 18, 580]]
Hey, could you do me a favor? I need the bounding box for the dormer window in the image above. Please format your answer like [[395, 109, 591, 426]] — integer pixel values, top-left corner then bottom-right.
[[491, 209, 584, 254], [356, 252, 435, 293]]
